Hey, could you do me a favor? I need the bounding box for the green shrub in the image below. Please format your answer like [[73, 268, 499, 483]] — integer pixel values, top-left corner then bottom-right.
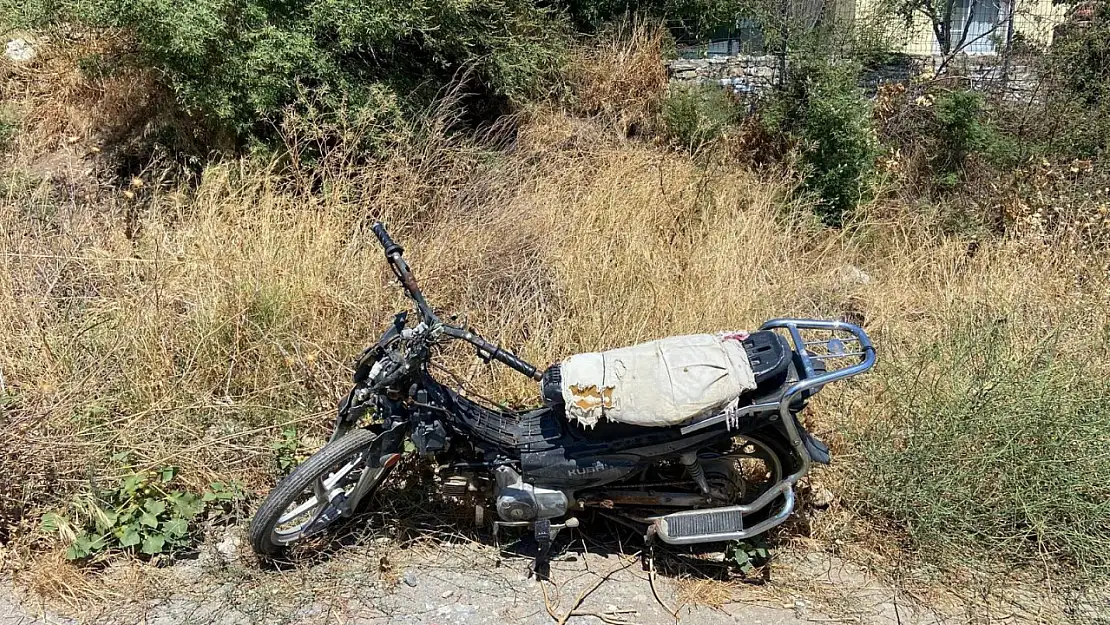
[[762, 59, 877, 225], [0, 108, 18, 152], [0, 0, 62, 30], [933, 90, 985, 171], [842, 317, 1110, 576], [66, 0, 569, 148], [560, 0, 747, 38], [41, 460, 244, 560], [662, 84, 740, 152]]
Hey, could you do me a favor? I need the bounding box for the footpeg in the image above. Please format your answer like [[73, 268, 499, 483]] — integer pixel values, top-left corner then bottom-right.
[[654, 487, 797, 545], [658, 508, 744, 541]]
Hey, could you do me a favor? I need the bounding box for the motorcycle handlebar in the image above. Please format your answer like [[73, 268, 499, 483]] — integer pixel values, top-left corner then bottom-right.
[[371, 221, 436, 323], [442, 326, 542, 381], [370, 222, 542, 381], [371, 222, 403, 257]]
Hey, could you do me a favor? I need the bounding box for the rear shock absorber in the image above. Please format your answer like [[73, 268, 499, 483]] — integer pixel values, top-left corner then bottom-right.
[[680, 452, 710, 495]]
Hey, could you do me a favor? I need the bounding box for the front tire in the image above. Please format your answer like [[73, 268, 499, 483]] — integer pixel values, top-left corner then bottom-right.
[[249, 428, 397, 556]]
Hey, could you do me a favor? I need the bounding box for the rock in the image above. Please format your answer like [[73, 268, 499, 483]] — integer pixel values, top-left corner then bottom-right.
[[675, 70, 699, 80], [669, 61, 699, 72], [810, 486, 835, 508], [5, 38, 36, 63], [441, 590, 454, 599], [215, 531, 241, 560], [402, 571, 418, 587], [837, 264, 872, 285]]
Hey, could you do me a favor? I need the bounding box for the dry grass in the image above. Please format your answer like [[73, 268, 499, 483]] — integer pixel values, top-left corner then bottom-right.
[[2, 28, 1110, 609], [568, 21, 669, 137]]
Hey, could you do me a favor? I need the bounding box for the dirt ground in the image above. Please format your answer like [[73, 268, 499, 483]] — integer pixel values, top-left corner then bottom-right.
[[0, 526, 1019, 625]]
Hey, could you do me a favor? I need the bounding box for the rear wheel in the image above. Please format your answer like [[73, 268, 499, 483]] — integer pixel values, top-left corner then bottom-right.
[[702, 432, 787, 505], [249, 428, 399, 556]]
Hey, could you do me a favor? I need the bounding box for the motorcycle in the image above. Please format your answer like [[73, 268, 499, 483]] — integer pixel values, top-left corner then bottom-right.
[[248, 222, 876, 562]]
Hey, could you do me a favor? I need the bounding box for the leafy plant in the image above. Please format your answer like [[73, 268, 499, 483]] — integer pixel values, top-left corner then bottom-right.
[[271, 426, 302, 475], [662, 84, 740, 152], [42, 458, 242, 561], [726, 537, 771, 574], [60, 0, 569, 149], [762, 59, 877, 225]]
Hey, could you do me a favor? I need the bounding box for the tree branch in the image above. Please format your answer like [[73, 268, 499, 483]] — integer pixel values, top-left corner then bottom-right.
[[940, 0, 957, 54], [951, 0, 985, 54]]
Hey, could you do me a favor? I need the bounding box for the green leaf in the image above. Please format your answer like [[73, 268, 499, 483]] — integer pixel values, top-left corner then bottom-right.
[[160, 467, 176, 483], [169, 492, 204, 517], [140, 533, 166, 555], [92, 506, 119, 532], [403, 439, 417, 454], [121, 473, 145, 496], [118, 525, 141, 547], [144, 500, 167, 516], [162, 517, 188, 538], [68, 533, 107, 560], [40, 512, 64, 533], [139, 511, 159, 528], [65, 543, 88, 560]]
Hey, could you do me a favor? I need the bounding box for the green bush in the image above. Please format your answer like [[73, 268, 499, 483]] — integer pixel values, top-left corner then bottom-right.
[[41, 461, 243, 560], [1036, 2, 1110, 159], [0, 108, 18, 152], [762, 59, 877, 225], [560, 0, 747, 38], [842, 317, 1110, 576], [66, 0, 569, 148], [662, 84, 740, 152], [0, 0, 62, 30]]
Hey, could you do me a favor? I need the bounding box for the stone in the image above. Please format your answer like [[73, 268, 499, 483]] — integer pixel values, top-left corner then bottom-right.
[[837, 264, 872, 285], [675, 70, 698, 80], [669, 61, 698, 72], [810, 485, 835, 508], [215, 531, 241, 560], [402, 571, 418, 587], [4, 38, 36, 63]]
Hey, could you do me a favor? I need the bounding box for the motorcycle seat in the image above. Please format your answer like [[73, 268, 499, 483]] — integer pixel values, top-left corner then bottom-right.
[[541, 330, 793, 420]]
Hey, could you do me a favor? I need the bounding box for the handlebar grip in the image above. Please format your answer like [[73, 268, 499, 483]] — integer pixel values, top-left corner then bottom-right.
[[441, 326, 542, 380], [371, 222, 404, 257], [491, 348, 540, 381]]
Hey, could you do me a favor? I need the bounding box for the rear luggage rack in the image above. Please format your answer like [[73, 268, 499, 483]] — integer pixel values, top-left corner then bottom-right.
[[682, 320, 876, 436]]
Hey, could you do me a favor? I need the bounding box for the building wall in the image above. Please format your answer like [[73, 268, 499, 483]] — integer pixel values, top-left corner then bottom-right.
[[854, 0, 1066, 55]]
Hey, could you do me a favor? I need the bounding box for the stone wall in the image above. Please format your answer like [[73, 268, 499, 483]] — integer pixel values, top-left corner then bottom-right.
[[667, 55, 782, 95], [666, 52, 1038, 101]]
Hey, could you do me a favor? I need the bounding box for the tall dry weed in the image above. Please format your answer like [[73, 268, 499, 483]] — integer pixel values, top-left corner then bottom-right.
[[3, 44, 1110, 586], [567, 21, 669, 137]]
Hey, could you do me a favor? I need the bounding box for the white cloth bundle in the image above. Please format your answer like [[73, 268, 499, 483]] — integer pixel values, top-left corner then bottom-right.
[[559, 333, 757, 428]]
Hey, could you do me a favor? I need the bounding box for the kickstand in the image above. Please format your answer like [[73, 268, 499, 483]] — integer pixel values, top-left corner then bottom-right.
[[532, 519, 552, 581]]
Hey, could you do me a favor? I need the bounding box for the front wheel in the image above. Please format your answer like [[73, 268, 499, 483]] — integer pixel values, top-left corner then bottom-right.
[[249, 428, 399, 556]]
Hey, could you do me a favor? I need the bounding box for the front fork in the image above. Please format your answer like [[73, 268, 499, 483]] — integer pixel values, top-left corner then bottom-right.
[[339, 419, 408, 514]]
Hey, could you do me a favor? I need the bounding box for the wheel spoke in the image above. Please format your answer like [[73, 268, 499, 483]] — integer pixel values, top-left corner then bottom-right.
[[276, 497, 320, 525], [312, 476, 329, 502]]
